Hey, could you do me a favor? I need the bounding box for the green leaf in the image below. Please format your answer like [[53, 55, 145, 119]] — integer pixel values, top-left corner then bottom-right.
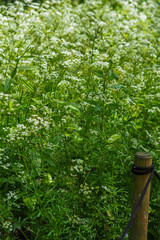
[[112, 71, 119, 80], [61, 102, 81, 112], [92, 69, 104, 77], [11, 67, 17, 78], [43, 173, 53, 184], [110, 84, 123, 89], [19, 65, 38, 70], [107, 134, 121, 143], [82, 99, 97, 106], [67, 105, 80, 112], [4, 77, 12, 92], [21, 79, 34, 92], [107, 210, 112, 218], [66, 123, 80, 130], [57, 80, 69, 86], [23, 55, 37, 58], [148, 229, 156, 236], [9, 100, 12, 110], [13, 221, 21, 231], [32, 98, 43, 105]]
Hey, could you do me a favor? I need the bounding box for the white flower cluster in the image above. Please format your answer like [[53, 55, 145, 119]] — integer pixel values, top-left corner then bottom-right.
[[80, 183, 92, 198], [7, 124, 29, 142], [6, 191, 17, 200], [0, 148, 10, 169], [27, 115, 50, 130], [70, 159, 84, 174], [4, 191, 21, 209], [2, 221, 13, 232]]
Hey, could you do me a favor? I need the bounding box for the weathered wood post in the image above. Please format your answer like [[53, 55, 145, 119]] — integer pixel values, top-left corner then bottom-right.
[[130, 152, 152, 240]]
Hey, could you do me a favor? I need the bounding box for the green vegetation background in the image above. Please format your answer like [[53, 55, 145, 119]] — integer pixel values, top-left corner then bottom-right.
[[0, 0, 160, 239]]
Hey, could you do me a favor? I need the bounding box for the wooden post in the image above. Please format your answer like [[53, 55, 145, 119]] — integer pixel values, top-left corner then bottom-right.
[[130, 152, 152, 240]]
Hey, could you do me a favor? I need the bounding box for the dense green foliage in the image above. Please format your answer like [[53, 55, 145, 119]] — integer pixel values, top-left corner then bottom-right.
[[0, 0, 160, 239], [0, 0, 46, 5]]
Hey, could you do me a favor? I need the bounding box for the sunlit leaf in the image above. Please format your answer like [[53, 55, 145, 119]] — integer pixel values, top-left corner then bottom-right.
[[9, 100, 12, 110], [32, 98, 43, 105], [107, 134, 121, 143]]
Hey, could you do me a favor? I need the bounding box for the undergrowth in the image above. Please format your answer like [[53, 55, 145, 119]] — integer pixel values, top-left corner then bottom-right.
[[0, 0, 160, 239]]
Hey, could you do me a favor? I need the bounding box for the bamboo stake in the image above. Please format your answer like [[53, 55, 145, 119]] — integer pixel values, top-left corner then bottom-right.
[[130, 152, 152, 240]]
